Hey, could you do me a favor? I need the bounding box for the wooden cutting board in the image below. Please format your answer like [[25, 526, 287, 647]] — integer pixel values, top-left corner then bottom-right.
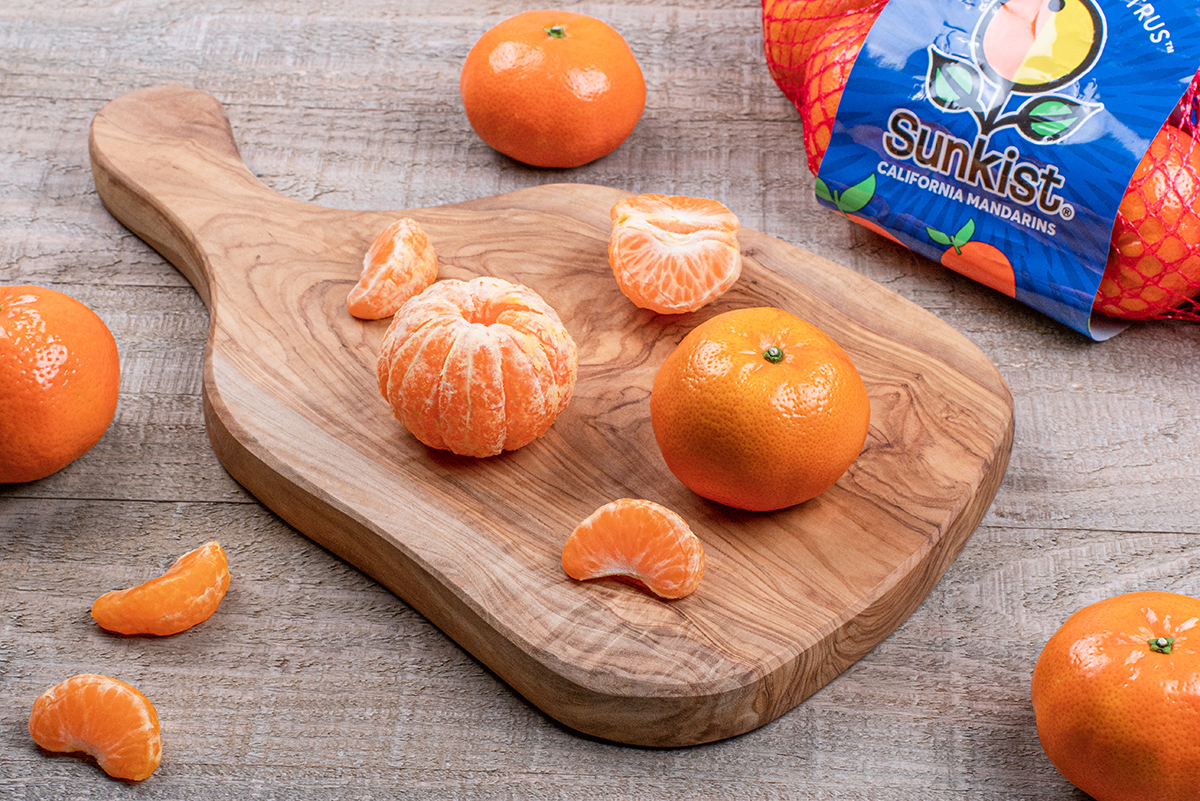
[[88, 85, 1013, 747]]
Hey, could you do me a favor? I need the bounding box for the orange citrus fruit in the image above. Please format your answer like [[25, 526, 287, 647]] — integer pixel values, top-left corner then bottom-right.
[[650, 306, 870, 512], [1094, 124, 1200, 319], [347, 218, 438, 320], [1031, 590, 1200, 801], [561, 498, 705, 599], [91, 541, 230, 636], [762, 0, 889, 110], [459, 10, 646, 169], [608, 194, 742, 314], [29, 674, 162, 782], [0, 285, 120, 483], [377, 276, 578, 457]]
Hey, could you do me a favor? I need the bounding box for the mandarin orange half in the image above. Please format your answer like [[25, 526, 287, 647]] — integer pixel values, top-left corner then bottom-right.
[[347, 218, 438, 320], [562, 498, 705, 599], [29, 674, 162, 782], [608, 194, 742, 314], [377, 276, 578, 457], [651, 306, 870, 512]]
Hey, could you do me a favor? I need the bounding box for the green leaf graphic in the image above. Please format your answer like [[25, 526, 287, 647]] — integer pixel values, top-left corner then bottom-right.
[[837, 174, 876, 214], [926, 227, 953, 247], [815, 178, 833, 204], [926, 47, 983, 113], [1016, 95, 1102, 143], [952, 219, 976, 249]]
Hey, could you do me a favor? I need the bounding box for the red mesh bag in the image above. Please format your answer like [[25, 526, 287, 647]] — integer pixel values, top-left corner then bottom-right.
[[1095, 69, 1200, 321], [762, 0, 1200, 322]]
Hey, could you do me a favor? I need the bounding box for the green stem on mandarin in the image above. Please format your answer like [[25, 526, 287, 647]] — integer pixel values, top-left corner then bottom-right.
[[1149, 636, 1175, 654], [545, 25, 567, 38], [763, 346, 784, 364]]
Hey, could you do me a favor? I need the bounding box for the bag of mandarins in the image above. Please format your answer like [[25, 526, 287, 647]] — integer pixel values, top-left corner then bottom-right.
[[763, 0, 1200, 339]]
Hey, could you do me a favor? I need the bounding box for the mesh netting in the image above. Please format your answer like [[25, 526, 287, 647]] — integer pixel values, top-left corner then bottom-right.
[[762, 0, 1200, 323], [1097, 68, 1200, 321]]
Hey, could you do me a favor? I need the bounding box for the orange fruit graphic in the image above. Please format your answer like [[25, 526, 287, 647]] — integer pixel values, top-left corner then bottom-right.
[[0, 285, 120, 483], [377, 276, 578, 457], [976, 0, 1103, 93], [1031, 591, 1200, 801], [608, 194, 742, 314], [927, 220, 1017, 298], [800, 6, 880, 175], [942, 241, 1017, 297], [91, 541, 230, 636], [347, 218, 438, 320], [460, 10, 645, 169], [762, 0, 889, 109], [561, 498, 705, 599], [650, 307, 870, 512], [29, 674, 162, 782], [1094, 124, 1200, 319]]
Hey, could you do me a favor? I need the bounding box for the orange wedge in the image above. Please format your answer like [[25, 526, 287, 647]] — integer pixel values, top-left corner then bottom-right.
[[29, 674, 162, 781], [347, 218, 438, 320], [608, 194, 742, 314], [91, 541, 230, 636], [561, 498, 705, 599]]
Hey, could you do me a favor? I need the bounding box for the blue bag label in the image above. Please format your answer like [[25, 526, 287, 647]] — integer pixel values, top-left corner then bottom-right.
[[816, 0, 1200, 339]]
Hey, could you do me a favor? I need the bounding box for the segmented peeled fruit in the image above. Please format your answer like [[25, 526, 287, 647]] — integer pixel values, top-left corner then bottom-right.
[[347, 218, 438, 320], [91, 541, 230, 636], [29, 674, 162, 781], [608, 193, 742, 314], [377, 276, 578, 457], [562, 498, 705, 599]]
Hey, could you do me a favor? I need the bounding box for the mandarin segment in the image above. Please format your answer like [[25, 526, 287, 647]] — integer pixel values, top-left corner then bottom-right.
[[29, 674, 162, 782], [608, 194, 742, 314], [0, 285, 120, 483], [347, 218, 438, 320], [377, 276, 578, 457], [650, 307, 870, 512], [562, 499, 705, 599], [91, 541, 230, 636]]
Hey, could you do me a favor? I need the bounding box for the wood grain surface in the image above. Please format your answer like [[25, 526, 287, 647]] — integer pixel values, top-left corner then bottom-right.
[[3, 0, 1200, 797], [87, 83, 1011, 746]]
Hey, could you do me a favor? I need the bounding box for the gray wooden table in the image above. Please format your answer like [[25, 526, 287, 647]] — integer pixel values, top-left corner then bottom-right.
[[3, 1, 1195, 798]]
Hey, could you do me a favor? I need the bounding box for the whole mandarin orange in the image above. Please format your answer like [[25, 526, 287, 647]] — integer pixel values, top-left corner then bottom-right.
[[459, 10, 645, 169], [762, 0, 889, 110], [377, 276, 578, 458], [0, 285, 120, 483], [1095, 124, 1200, 319], [1031, 591, 1200, 801], [800, 6, 880, 175], [650, 307, 870, 512]]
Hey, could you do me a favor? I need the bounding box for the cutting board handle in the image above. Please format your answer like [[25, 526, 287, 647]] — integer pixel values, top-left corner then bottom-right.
[[89, 85, 295, 306]]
